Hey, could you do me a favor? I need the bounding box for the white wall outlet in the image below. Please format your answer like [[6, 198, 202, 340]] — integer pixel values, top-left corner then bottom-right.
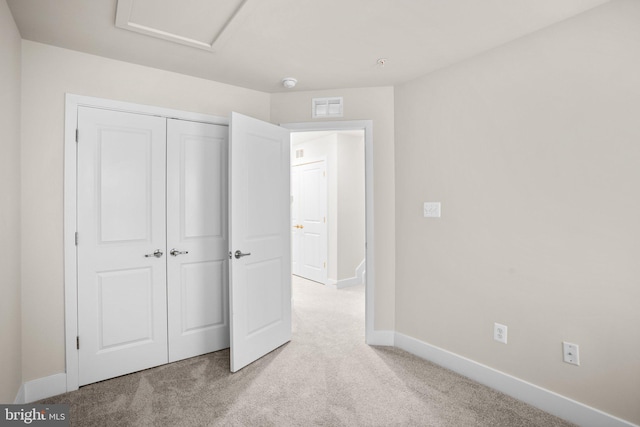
[[563, 342, 580, 366], [494, 323, 507, 344], [423, 202, 441, 218]]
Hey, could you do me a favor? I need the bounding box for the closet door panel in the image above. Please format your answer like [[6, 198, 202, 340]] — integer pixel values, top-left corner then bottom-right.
[[77, 107, 168, 386], [167, 119, 229, 362]]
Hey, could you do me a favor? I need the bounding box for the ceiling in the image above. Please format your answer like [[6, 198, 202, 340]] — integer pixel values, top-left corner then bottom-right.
[[7, 0, 610, 93]]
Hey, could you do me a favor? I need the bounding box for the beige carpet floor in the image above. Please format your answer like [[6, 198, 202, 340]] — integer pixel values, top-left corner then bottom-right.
[[41, 276, 575, 426]]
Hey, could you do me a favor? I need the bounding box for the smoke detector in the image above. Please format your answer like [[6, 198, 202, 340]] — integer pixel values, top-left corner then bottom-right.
[[282, 77, 297, 89]]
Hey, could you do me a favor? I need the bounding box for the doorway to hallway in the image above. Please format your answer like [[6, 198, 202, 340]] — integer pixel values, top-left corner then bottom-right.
[[290, 130, 365, 289]]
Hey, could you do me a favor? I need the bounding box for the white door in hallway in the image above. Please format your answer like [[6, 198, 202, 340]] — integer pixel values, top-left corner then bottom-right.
[[166, 119, 230, 362], [291, 167, 302, 276], [77, 107, 168, 386], [229, 112, 292, 372], [291, 161, 327, 284]]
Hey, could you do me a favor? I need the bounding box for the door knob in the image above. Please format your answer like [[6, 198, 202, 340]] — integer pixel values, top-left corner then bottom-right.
[[144, 249, 163, 258], [234, 250, 252, 259], [170, 249, 189, 256]]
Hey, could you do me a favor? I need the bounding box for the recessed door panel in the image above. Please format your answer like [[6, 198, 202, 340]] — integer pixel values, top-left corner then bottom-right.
[[77, 107, 168, 386], [181, 261, 226, 332], [246, 135, 284, 239], [98, 268, 154, 349], [302, 168, 322, 222], [167, 119, 229, 363], [246, 258, 283, 335], [98, 129, 152, 243], [183, 136, 225, 239]]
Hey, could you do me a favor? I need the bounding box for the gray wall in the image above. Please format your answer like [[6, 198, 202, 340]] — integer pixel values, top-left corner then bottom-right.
[[0, 0, 22, 403], [394, 0, 640, 423]]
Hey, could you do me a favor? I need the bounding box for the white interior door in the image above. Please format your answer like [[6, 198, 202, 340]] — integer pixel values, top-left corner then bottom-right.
[[77, 107, 168, 386], [292, 161, 327, 284], [291, 167, 302, 276], [229, 112, 291, 372], [166, 119, 229, 362]]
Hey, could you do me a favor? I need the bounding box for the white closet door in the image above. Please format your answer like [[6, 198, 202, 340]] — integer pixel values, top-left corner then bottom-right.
[[229, 112, 291, 372], [77, 107, 168, 386], [166, 119, 230, 362]]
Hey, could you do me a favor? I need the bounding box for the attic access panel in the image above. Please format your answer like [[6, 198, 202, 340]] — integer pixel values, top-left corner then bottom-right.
[[115, 0, 247, 51]]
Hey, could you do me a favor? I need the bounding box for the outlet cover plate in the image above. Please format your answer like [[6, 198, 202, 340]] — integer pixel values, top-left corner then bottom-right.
[[494, 323, 507, 344], [424, 202, 441, 218], [563, 342, 580, 366]]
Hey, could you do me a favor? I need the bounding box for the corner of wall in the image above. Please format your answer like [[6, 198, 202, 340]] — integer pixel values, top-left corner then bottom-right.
[[0, 0, 23, 404]]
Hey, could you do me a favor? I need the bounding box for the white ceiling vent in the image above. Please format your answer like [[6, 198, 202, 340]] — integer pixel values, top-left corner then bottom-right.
[[312, 97, 343, 119]]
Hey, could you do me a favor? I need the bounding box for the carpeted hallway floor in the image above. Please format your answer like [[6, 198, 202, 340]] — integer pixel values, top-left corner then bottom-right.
[[41, 276, 575, 426]]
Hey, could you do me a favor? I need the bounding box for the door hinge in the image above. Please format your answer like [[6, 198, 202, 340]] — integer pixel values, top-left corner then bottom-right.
[[75, 232, 78, 246], [76, 336, 79, 350], [323, 217, 326, 223], [323, 261, 326, 268], [75, 129, 79, 143], [323, 171, 326, 177]]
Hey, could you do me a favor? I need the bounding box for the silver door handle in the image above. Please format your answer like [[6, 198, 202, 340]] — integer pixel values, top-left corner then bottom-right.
[[144, 249, 163, 258], [170, 248, 189, 256], [234, 250, 251, 259]]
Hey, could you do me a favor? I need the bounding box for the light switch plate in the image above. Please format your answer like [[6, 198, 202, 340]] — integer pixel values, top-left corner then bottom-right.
[[424, 202, 441, 218]]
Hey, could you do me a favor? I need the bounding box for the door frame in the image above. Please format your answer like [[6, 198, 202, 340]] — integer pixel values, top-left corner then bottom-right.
[[281, 121, 376, 345], [63, 94, 229, 392]]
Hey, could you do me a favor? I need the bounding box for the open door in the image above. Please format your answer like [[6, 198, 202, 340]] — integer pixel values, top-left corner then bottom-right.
[[229, 112, 291, 372]]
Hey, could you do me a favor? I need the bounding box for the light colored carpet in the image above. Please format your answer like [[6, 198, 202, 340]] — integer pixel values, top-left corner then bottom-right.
[[41, 276, 575, 426]]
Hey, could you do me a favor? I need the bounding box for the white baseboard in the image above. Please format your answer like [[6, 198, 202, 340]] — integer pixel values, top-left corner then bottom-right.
[[336, 259, 366, 289], [394, 333, 638, 427], [366, 329, 395, 346], [13, 383, 25, 404], [336, 276, 361, 289], [19, 373, 67, 403]]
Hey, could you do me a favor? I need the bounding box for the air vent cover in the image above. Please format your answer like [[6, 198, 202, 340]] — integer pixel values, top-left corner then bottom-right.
[[312, 97, 343, 119]]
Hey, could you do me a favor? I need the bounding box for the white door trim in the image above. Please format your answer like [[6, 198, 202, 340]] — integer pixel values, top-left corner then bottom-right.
[[280, 121, 377, 345], [63, 93, 228, 392]]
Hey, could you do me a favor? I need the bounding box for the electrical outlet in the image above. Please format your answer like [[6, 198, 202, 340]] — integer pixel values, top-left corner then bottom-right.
[[423, 202, 441, 218], [494, 323, 507, 344], [563, 342, 580, 366]]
